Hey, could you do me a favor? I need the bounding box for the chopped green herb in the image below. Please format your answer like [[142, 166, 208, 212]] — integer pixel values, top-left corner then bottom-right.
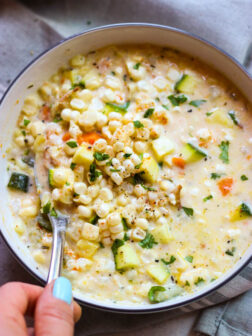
[[37, 213, 52, 232], [42, 202, 51, 214], [139, 232, 157, 249], [182, 207, 194, 217], [70, 162, 76, 170], [206, 111, 214, 116], [124, 153, 132, 158], [195, 277, 205, 285], [155, 97, 160, 102], [161, 104, 169, 110], [133, 120, 144, 128], [144, 108, 154, 118], [50, 208, 58, 217], [240, 202, 252, 216], [71, 81, 85, 90], [89, 163, 102, 182], [110, 168, 121, 172], [106, 159, 113, 166], [133, 62, 141, 70], [66, 140, 78, 148], [189, 99, 207, 107], [23, 119, 30, 126], [211, 172, 222, 180], [53, 113, 63, 123], [148, 286, 166, 303], [111, 71, 116, 76], [134, 163, 142, 169], [99, 242, 105, 248], [185, 256, 193, 263], [168, 94, 187, 106], [161, 256, 176, 265], [158, 162, 163, 168], [228, 110, 241, 126], [123, 233, 130, 241], [94, 152, 110, 161], [22, 156, 35, 167], [122, 217, 129, 231], [241, 175, 248, 181], [106, 101, 130, 114], [174, 74, 187, 91], [21, 130, 26, 136], [90, 214, 99, 225], [73, 192, 79, 198], [225, 247, 236, 256], [203, 195, 213, 202], [141, 184, 157, 192], [185, 281, 190, 286], [219, 141, 230, 164]]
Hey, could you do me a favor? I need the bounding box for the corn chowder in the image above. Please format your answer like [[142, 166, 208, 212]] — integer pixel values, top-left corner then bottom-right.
[[6, 45, 252, 305]]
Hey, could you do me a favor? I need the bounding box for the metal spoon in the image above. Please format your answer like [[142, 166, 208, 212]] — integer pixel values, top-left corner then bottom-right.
[[34, 153, 69, 283]]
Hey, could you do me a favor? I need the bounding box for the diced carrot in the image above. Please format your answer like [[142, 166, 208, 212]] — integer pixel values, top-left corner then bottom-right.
[[62, 132, 71, 142], [218, 177, 233, 196], [41, 105, 51, 121], [77, 132, 102, 145], [246, 155, 251, 160], [172, 157, 186, 169]]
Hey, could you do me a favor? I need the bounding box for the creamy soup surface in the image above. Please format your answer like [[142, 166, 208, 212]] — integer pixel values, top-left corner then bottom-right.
[[6, 45, 252, 305]]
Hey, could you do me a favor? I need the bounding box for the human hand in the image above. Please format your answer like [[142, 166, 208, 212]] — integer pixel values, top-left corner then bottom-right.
[[0, 278, 82, 336]]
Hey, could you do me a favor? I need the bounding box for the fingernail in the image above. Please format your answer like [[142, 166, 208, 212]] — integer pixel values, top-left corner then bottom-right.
[[53, 277, 72, 305]]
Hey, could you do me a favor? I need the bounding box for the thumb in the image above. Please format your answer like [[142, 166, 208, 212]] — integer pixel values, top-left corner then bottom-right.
[[35, 277, 82, 336]]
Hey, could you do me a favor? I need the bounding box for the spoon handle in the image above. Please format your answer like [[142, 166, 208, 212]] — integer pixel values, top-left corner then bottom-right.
[[47, 215, 68, 283]]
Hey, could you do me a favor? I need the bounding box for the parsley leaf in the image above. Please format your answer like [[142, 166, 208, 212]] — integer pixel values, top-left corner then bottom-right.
[[161, 256, 176, 265], [71, 81, 85, 90], [182, 207, 194, 217], [53, 113, 63, 123], [133, 62, 141, 70], [122, 217, 129, 231], [139, 232, 157, 249], [141, 184, 157, 192], [211, 173, 222, 180], [132, 173, 145, 185], [168, 94, 187, 106], [219, 141, 230, 163], [144, 108, 154, 118], [89, 163, 102, 182], [70, 162, 76, 170], [94, 152, 109, 161], [228, 110, 240, 126], [225, 247, 236, 256], [189, 99, 207, 107], [110, 168, 121, 172], [206, 111, 213, 116], [240, 202, 252, 216], [162, 104, 169, 110], [50, 208, 58, 217], [66, 140, 78, 148], [241, 175, 248, 181], [90, 214, 99, 225], [124, 153, 132, 158], [42, 202, 51, 214], [203, 195, 213, 202], [23, 119, 30, 127], [133, 120, 144, 128], [185, 256, 193, 263], [106, 101, 130, 114], [111, 239, 124, 258], [195, 277, 205, 285]]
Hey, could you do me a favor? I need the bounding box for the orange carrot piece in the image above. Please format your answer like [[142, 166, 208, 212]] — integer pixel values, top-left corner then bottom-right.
[[172, 157, 186, 169], [62, 132, 71, 142], [77, 132, 102, 145], [218, 177, 233, 196], [41, 105, 51, 121]]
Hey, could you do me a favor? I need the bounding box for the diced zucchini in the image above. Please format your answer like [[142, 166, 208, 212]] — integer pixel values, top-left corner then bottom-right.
[[147, 263, 169, 284], [151, 225, 173, 244], [230, 202, 252, 221], [48, 168, 74, 188], [104, 102, 130, 115], [22, 156, 35, 167], [206, 108, 232, 127], [115, 243, 140, 271], [175, 74, 196, 94], [151, 137, 175, 161], [37, 213, 52, 232], [8, 172, 29, 192], [140, 156, 159, 183], [181, 143, 207, 163], [72, 144, 94, 168], [76, 239, 99, 258]]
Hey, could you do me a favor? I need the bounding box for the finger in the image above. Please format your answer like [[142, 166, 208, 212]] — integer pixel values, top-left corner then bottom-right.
[[35, 277, 82, 336], [0, 282, 43, 336]]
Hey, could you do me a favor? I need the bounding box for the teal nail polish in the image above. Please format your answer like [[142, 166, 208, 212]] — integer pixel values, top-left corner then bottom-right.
[[53, 277, 72, 305]]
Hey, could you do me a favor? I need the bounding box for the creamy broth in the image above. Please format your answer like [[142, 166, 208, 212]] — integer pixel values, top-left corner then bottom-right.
[[7, 45, 252, 305]]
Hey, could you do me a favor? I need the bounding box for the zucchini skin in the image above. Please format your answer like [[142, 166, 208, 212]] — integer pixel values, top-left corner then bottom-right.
[[8, 172, 29, 192]]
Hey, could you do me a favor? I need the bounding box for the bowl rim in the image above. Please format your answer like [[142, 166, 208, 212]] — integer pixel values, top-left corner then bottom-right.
[[0, 22, 251, 314]]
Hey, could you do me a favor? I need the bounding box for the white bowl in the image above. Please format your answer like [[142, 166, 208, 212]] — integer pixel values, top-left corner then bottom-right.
[[0, 23, 251, 313]]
